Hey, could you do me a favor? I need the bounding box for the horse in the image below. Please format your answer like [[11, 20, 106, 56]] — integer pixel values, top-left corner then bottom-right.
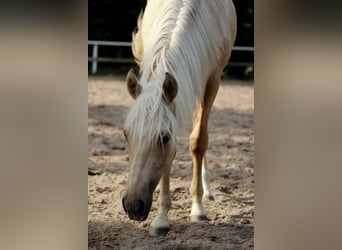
[[122, 0, 237, 236]]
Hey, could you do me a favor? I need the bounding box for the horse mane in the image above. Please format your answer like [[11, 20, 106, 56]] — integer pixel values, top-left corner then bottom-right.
[[126, 0, 235, 147], [132, 11, 144, 65]]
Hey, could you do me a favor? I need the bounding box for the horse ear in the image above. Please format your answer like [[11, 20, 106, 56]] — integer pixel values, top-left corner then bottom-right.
[[126, 69, 142, 99], [162, 72, 178, 103]]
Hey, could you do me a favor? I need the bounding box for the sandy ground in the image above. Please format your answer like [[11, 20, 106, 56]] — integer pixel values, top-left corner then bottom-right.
[[88, 76, 254, 249]]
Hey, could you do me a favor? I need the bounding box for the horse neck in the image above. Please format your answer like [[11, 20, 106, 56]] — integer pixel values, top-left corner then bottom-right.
[[138, 1, 228, 132]]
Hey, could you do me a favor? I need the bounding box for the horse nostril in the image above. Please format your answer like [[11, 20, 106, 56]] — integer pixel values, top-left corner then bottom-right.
[[135, 199, 145, 214], [122, 198, 147, 220]]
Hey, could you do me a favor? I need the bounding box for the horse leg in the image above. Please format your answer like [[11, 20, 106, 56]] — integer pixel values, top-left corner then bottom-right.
[[202, 155, 214, 201], [189, 73, 219, 221], [149, 165, 171, 236]]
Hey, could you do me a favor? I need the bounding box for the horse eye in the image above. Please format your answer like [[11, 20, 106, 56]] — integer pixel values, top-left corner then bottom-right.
[[160, 133, 170, 145]]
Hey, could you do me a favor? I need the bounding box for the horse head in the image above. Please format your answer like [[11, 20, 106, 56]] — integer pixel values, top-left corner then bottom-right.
[[122, 69, 178, 221]]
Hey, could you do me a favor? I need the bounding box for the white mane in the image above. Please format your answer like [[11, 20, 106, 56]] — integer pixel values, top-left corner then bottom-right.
[[125, 0, 236, 147]]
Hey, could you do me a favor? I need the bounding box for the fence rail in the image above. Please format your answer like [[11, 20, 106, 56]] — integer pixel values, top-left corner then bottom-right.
[[88, 40, 254, 74]]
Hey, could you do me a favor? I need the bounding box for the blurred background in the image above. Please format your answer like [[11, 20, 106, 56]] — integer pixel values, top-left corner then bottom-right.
[[88, 0, 254, 79], [1, 0, 341, 249]]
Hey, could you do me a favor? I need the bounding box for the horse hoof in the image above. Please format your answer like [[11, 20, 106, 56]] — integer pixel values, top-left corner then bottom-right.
[[149, 227, 170, 236], [190, 215, 208, 222]]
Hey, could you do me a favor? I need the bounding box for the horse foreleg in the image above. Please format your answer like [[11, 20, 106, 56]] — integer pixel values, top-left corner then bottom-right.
[[189, 73, 219, 221], [149, 166, 171, 236], [202, 155, 214, 201], [189, 110, 208, 221]]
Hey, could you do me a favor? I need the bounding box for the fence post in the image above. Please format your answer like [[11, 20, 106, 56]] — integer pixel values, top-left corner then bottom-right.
[[91, 44, 98, 74]]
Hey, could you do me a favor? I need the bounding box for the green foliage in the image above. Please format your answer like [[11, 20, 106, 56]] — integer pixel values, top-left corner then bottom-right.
[[244, 66, 254, 80], [88, 169, 101, 175]]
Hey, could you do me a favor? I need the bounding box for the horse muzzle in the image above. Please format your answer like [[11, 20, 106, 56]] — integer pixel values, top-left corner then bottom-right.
[[122, 196, 152, 221]]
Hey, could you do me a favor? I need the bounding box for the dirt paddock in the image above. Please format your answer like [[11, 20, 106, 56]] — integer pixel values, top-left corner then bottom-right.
[[88, 76, 254, 249]]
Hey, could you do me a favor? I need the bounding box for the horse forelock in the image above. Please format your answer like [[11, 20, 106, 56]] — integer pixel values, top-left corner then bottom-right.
[[124, 84, 178, 149]]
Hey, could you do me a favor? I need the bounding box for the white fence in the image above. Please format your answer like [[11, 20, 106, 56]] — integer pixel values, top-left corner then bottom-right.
[[88, 40, 254, 74]]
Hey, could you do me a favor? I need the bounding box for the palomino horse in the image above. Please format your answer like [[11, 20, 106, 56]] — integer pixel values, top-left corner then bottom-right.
[[122, 0, 236, 236]]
